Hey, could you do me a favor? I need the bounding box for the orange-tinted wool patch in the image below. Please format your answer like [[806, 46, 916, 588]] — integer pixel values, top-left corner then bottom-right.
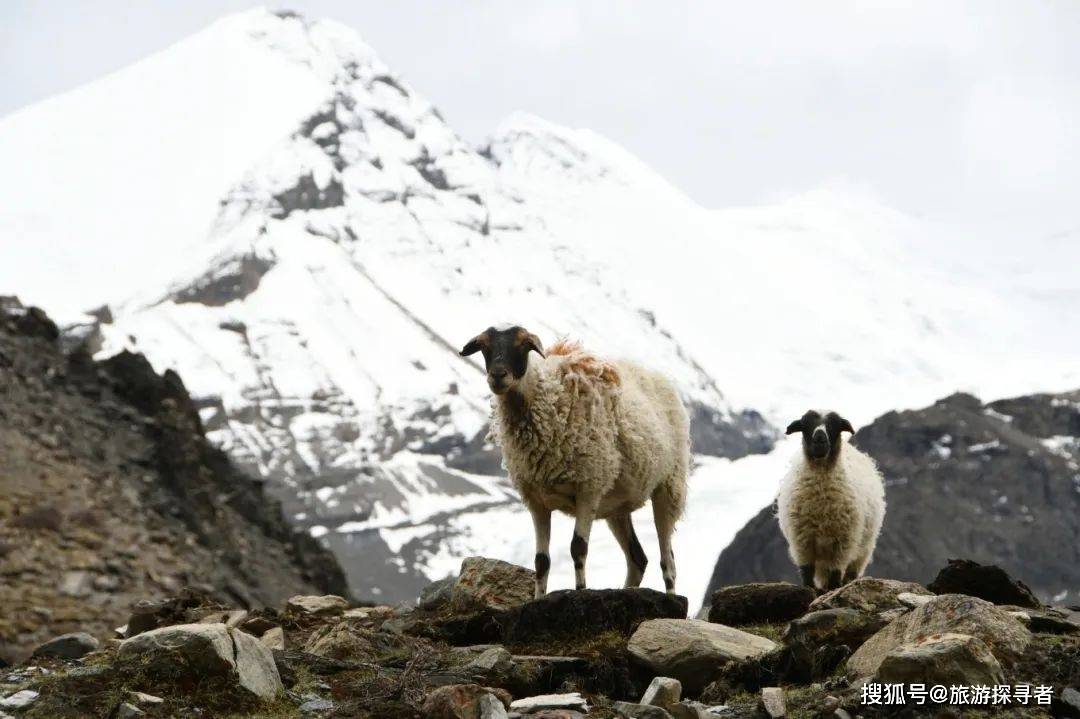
[[549, 338, 621, 387], [548, 338, 581, 356]]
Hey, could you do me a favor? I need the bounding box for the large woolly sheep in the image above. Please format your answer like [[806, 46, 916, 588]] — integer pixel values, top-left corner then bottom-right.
[[460, 325, 690, 597], [777, 409, 886, 592]]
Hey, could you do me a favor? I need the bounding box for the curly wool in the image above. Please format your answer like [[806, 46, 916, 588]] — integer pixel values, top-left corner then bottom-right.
[[776, 440, 886, 587], [489, 342, 689, 521]]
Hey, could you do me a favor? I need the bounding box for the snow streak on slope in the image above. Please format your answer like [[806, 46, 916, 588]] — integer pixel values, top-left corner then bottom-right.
[[62, 10, 773, 601]]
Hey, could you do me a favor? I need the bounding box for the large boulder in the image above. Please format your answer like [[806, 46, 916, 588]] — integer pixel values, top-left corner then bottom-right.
[[451, 557, 535, 613], [810, 577, 932, 615], [846, 594, 1032, 679], [927, 559, 1041, 609], [707, 583, 814, 626], [118, 623, 282, 700], [504, 588, 688, 644], [875, 633, 1005, 686], [32, 632, 100, 660], [628, 619, 777, 692]]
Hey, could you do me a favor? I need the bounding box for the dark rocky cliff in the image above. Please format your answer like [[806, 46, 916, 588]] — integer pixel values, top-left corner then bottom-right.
[[0, 300, 347, 662]]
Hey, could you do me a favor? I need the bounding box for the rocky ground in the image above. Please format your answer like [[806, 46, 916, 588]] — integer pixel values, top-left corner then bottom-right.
[[0, 299, 347, 663], [1, 556, 1077, 718]]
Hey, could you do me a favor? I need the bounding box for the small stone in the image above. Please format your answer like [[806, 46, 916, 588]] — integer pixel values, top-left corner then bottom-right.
[[612, 701, 674, 718], [32, 632, 100, 660], [116, 702, 144, 718], [641, 676, 682, 708], [509, 693, 589, 713], [260, 626, 285, 651], [478, 692, 509, 719], [1054, 687, 1080, 719], [58, 570, 94, 597], [666, 701, 715, 719], [466, 646, 514, 675], [761, 687, 786, 718], [0, 690, 39, 709], [285, 595, 348, 617], [298, 695, 334, 713], [127, 691, 164, 705]]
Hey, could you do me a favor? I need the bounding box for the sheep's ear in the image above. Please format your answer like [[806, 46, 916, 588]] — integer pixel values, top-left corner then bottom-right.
[[523, 332, 545, 358], [460, 334, 487, 357], [838, 417, 856, 434], [785, 419, 803, 435]]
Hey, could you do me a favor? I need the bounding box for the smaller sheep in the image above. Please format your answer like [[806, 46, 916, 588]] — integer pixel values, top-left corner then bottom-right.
[[776, 409, 885, 592]]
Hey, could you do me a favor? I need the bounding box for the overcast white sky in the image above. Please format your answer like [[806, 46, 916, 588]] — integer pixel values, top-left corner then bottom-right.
[[3, 1, 1079, 242]]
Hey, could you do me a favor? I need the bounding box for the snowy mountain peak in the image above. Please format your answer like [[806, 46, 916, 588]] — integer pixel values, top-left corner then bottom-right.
[[13, 10, 775, 601]]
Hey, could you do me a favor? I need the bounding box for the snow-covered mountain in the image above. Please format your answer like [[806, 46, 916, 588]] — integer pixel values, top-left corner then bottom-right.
[[1, 9, 1078, 607]]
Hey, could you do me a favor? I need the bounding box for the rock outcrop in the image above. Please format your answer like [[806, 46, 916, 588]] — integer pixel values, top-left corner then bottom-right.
[[0, 301, 346, 662]]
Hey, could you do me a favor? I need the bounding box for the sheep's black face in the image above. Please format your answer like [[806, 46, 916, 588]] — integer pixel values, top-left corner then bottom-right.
[[785, 409, 855, 464], [459, 326, 545, 395]]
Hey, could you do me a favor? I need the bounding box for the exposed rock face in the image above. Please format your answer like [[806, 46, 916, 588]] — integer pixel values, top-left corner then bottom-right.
[[171, 253, 275, 306], [628, 619, 777, 692], [707, 583, 814, 626], [706, 390, 1080, 605], [875, 632, 1005, 686], [846, 594, 1032, 679], [118, 623, 282, 699], [0, 302, 346, 661], [927, 558, 1042, 608]]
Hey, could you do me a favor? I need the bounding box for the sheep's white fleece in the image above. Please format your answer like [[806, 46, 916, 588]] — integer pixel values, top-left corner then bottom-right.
[[776, 440, 885, 586], [490, 342, 689, 521]]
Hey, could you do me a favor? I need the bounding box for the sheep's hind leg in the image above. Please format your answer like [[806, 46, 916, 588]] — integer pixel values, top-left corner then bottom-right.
[[651, 488, 678, 594], [530, 506, 552, 598], [571, 492, 599, 590], [606, 512, 647, 587], [798, 564, 815, 589]]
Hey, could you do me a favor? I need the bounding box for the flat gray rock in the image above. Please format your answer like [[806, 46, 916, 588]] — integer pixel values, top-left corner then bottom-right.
[[628, 619, 776, 692]]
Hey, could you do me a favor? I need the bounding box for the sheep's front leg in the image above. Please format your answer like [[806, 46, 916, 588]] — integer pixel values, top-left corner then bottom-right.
[[530, 506, 552, 598], [571, 492, 599, 590]]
